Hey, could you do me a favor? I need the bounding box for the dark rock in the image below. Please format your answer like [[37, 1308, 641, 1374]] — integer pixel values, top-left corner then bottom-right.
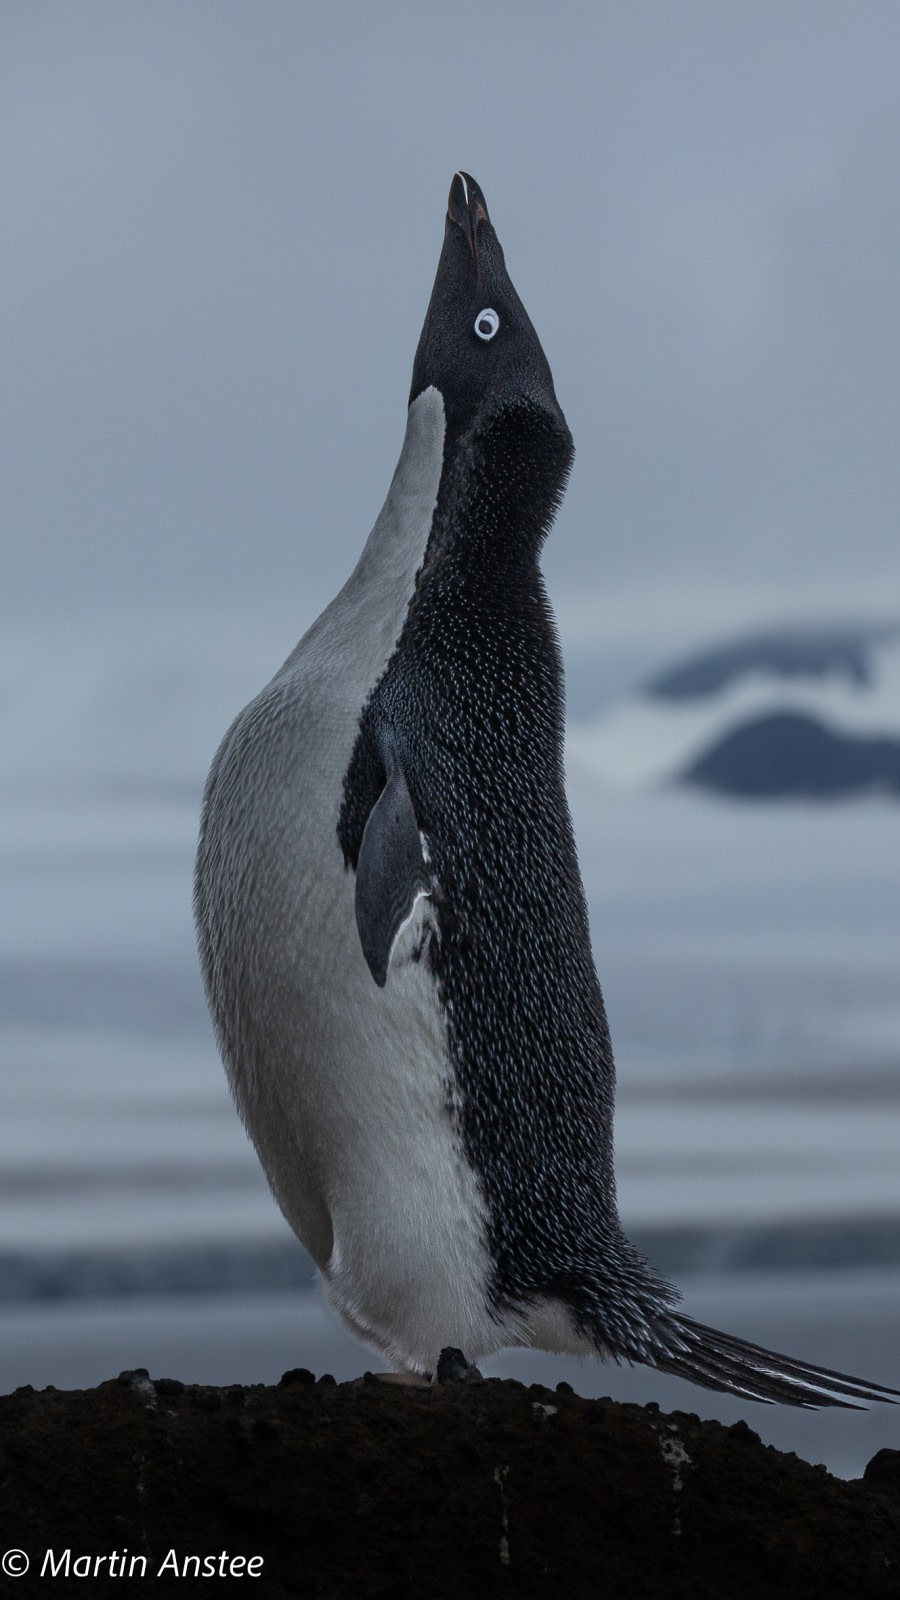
[[647, 623, 899, 701], [864, 1448, 900, 1496], [279, 1367, 315, 1387], [683, 711, 900, 799], [1, 1373, 898, 1598], [155, 1377, 185, 1396], [190, 1388, 221, 1413], [436, 1346, 483, 1383]]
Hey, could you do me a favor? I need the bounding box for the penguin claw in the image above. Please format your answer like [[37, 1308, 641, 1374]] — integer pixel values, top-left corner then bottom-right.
[[436, 1347, 483, 1384]]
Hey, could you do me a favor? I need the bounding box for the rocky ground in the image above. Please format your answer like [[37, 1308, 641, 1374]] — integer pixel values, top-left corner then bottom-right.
[[1, 1367, 898, 1598]]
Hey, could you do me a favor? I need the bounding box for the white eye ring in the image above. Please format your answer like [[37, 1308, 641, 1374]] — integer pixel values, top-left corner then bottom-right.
[[474, 307, 500, 341]]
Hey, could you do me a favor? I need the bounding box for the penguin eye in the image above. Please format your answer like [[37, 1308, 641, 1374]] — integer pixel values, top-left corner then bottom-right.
[[473, 308, 500, 342]]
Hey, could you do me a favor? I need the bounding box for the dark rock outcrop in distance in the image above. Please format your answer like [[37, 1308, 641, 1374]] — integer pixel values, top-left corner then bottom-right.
[[684, 711, 900, 799], [647, 623, 899, 701], [2, 1369, 898, 1598], [633, 621, 900, 799], [569, 618, 900, 799]]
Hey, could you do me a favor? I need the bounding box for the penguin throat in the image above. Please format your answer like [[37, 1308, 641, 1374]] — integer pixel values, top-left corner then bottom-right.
[[429, 401, 574, 577]]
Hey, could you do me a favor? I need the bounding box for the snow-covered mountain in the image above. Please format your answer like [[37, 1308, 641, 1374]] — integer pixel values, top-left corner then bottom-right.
[[566, 622, 900, 798]]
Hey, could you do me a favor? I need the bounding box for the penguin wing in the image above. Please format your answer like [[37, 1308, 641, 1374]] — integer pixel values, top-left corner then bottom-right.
[[354, 754, 432, 988]]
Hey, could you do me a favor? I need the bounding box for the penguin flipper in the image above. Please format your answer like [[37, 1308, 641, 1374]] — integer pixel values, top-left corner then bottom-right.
[[355, 756, 431, 988]]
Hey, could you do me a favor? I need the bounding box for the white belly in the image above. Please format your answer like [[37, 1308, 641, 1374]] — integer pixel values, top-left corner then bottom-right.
[[196, 389, 501, 1372]]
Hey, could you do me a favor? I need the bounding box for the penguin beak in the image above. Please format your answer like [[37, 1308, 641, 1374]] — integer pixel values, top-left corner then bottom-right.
[[448, 171, 490, 264]]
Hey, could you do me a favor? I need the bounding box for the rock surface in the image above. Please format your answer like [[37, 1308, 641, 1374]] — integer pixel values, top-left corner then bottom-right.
[[1, 1368, 898, 1598]]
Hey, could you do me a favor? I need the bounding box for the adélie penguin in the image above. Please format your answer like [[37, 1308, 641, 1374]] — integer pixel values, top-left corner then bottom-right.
[[195, 172, 897, 1408]]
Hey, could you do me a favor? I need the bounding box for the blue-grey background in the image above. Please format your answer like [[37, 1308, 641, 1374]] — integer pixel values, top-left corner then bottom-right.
[[2, 1, 899, 1476]]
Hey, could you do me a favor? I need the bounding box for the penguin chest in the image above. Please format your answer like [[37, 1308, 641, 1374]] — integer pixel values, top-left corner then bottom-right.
[[198, 671, 493, 1368], [194, 387, 501, 1366]]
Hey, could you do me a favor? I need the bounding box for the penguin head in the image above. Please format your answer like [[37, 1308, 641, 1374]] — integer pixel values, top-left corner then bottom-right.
[[410, 172, 567, 439]]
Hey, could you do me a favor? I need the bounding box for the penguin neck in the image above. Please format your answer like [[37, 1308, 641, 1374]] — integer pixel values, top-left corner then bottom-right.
[[430, 401, 574, 586], [315, 386, 446, 660], [350, 386, 447, 590]]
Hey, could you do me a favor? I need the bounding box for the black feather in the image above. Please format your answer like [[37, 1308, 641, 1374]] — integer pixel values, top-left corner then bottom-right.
[[643, 1314, 900, 1409]]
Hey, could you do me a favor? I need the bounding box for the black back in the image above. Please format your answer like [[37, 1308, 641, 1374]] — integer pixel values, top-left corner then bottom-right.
[[339, 175, 671, 1347]]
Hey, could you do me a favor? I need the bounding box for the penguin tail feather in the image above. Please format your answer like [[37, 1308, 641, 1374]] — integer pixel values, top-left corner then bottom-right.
[[646, 1314, 900, 1409]]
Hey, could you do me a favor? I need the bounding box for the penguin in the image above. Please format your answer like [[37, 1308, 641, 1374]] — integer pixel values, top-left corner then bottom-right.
[[195, 172, 898, 1408]]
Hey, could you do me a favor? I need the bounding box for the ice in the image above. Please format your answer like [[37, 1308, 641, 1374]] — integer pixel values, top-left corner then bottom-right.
[[566, 635, 900, 792]]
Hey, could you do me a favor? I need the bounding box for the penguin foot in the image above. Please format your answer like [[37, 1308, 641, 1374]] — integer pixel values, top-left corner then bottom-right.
[[436, 1347, 483, 1384]]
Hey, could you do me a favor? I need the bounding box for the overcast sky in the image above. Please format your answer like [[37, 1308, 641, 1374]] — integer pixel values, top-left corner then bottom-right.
[[3, 0, 899, 688]]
